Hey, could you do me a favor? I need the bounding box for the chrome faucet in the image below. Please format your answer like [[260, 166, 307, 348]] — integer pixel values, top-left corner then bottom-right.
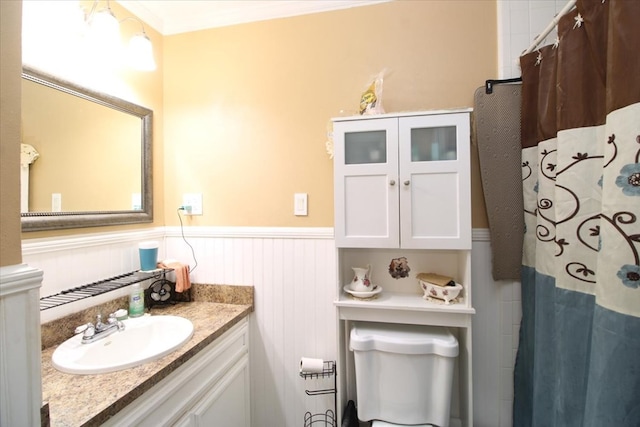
[[75, 313, 125, 344]]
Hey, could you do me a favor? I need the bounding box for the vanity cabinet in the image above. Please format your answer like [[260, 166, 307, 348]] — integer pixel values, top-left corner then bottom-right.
[[173, 356, 250, 427], [333, 110, 471, 249], [103, 318, 250, 427], [333, 110, 474, 427]]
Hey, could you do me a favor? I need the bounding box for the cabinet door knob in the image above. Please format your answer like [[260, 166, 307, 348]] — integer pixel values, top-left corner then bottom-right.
[[404, 180, 410, 186], [389, 180, 396, 186]]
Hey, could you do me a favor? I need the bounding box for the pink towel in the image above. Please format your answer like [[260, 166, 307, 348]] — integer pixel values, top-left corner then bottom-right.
[[157, 260, 191, 293]]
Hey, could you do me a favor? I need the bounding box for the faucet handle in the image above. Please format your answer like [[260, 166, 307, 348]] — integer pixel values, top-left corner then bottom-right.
[[105, 313, 125, 331], [74, 323, 90, 334], [74, 323, 95, 337]]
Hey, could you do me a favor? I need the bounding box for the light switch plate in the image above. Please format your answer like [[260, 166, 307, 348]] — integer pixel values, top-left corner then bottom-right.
[[294, 193, 308, 216], [183, 193, 203, 215]]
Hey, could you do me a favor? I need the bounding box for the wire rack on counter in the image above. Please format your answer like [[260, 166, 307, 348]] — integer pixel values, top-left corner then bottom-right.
[[300, 360, 337, 427], [39, 269, 169, 311]]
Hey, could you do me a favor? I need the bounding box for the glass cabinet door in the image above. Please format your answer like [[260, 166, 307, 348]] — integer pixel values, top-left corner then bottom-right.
[[333, 117, 399, 248], [410, 126, 457, 162], [399, 113, 471, 250], [344, 130, 387, 164]]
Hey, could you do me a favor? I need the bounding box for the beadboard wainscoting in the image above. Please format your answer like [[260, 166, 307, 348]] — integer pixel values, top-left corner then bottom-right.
[[23, 227, 517, 427], [23, 228, 166, 324], [164, 226, 338, 426]]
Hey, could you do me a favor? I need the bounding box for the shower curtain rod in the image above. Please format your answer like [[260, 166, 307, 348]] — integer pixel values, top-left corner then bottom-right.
[[523, 0, 576, 55]]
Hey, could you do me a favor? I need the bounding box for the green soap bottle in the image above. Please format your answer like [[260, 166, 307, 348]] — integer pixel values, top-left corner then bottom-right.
[[129, 283, 145, 317]]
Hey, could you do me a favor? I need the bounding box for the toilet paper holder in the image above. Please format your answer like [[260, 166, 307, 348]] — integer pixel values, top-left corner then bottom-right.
[[300, 357, 329, 376], [299, 360, 336, 426]]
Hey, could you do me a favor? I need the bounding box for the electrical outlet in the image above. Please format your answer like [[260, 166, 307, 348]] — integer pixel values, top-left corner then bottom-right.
[[52, 193, 62, 212], [183, 193, 203, 215]]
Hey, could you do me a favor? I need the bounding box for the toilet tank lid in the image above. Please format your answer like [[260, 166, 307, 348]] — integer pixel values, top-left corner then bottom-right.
[[350, 322, 459, 357]]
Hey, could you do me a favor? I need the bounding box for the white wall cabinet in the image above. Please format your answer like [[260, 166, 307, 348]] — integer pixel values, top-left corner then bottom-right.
[[333, 110, 474, 427], [333, 110, 471, 249], [103, 318, 250, 427]]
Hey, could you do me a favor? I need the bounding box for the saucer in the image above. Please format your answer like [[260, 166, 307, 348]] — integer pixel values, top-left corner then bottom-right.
[[343, 285, 382, 299]]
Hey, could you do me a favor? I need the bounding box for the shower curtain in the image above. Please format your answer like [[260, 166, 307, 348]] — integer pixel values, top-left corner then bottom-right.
[[513, 1, 640, 426]]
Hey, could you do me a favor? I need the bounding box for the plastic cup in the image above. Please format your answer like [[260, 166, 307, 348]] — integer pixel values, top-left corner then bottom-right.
[[138, 241, 159, 271]]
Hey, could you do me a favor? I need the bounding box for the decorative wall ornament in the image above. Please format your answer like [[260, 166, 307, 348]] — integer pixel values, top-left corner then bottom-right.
[[388, 257, 410, 279], [20, 143, 39, 167]]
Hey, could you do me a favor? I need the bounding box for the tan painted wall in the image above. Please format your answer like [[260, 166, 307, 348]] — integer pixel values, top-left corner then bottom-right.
[[0, 0, 23, 266], [163, 0, 493, 228], [10, 0, 494, 245]]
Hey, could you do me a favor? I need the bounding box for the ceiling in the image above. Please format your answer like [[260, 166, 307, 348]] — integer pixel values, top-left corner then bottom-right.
[[117, 0, 391, 35]]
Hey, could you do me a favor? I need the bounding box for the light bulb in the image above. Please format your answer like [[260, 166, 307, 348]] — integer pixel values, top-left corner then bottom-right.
[[127, 33, 156, 71], [86, 8, 121, 68], [89, 9, 120, 46]]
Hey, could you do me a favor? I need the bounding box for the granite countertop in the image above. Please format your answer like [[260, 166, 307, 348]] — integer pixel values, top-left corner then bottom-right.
[[41, 284, 253, 427]]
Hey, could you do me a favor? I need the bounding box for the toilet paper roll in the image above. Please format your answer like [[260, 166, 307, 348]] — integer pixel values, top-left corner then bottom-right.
[[300, 357, 324, 374]]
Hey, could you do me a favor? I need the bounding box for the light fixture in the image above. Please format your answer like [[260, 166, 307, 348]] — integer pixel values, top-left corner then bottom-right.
[[85, 0, 156, 71]]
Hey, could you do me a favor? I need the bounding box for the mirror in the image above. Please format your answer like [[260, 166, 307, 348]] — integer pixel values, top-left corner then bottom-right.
[[20, 66, 153, 232]]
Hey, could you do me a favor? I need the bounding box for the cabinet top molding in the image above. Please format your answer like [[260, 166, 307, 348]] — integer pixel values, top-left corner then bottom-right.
[[332, 108, 473, 122]]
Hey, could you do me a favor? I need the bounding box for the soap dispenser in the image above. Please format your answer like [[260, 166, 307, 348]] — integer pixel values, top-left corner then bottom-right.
[[129, 283, 145, 317]]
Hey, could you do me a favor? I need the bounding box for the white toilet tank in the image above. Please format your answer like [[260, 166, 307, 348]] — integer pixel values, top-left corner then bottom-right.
[[350, 322, 459, 427]]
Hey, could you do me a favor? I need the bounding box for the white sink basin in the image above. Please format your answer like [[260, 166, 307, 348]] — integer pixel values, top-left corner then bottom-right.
[[52, 315, 194, 375]]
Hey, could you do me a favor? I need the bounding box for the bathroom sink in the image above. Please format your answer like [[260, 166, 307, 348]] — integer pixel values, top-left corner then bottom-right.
[[52, 315, 194, 375]]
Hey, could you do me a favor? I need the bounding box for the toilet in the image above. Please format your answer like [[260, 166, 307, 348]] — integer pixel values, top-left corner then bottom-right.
[[350, 322, 459, 427]]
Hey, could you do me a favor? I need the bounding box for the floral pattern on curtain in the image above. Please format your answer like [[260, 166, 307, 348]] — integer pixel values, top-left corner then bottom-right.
[[513, 0, 640, 426]]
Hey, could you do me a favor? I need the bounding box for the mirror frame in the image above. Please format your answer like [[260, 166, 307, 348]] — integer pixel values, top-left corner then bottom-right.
[[21, 66, 153, 232]]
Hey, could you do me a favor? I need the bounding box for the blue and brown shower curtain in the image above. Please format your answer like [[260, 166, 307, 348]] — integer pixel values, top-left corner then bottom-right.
[[513, 0, 640, 426]]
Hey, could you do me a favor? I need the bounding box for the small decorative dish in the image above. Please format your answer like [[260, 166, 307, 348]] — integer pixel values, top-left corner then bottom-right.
[[419, 280, 463, 305], [343, 285, 382, 299]]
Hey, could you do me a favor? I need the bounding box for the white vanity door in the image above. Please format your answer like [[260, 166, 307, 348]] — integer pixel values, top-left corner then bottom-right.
[[398, 113, 471, 249], [174, 356, 250, 427]]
